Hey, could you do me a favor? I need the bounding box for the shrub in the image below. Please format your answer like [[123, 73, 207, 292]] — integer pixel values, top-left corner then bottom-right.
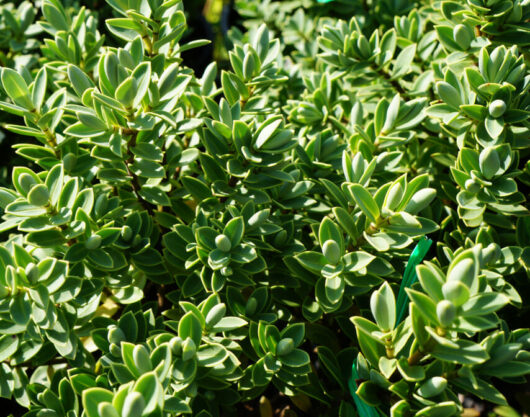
[[0, 0, 529, 416]]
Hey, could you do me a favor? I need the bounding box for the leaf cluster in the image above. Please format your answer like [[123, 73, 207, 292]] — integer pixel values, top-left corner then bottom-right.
[[0, 0, 529, 416]]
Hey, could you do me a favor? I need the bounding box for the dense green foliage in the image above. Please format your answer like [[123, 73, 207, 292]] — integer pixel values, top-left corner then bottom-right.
[[0, 0, 529, 416]]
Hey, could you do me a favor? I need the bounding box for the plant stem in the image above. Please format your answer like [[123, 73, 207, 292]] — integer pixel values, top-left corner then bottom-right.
[[408, 338, 436, 366]]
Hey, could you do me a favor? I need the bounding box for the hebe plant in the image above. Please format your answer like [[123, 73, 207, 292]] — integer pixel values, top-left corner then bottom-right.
[[0, 0, 529, 416]]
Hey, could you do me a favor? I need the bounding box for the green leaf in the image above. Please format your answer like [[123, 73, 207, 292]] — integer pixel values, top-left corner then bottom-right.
[[46, 164, 64, 207], [452, 378, 507, 406], [319, 217, 343, 253], [115, 77, 137, 108], [42, 0, 69, 31], [278, 349, 310, 367], [342, 251, 375, 272], [87, 248, 113, 269], [404, 188, 436, 215], [6, 201, 46, 217], [405, 288, 438, 325], [133, 345, 152, 374], [98, 402, 120, 417], [9, 294, 31, 326], [197, 343, 228, 367], [254, 117, 283, 150], [391, 44, 416, 79], [0, 335, 19, 362], [252, 357, 273, 386], [32, 67, 47, 113], [83, 388, 114, 417], [106, 18, 146, 41], [182, 176, 211, 201], [416, 402, 459, 417], [138, 186, 170, 206], [26, 229, 65, 247], [416, 263, 444, 301], [378, 29, 397, 65], [121, 342, 141, 378], [224, 217, 244, 247], [221, 71, 242, 105], [431, 339, 489, 364], [396, 357, 424, 381], [382, 95, 400, 133], [317, 346, 345, 388], [0, 363, 14, 399], [133, 372, 163, 415], [116, 312, 137, 343], [345, 184, 380, 222], [68, 65, 95, 97], [280, 323, 305, 348], [370, 282, 396, 331], [295, 251, 327, 274], [132, 143, 163, 162], [130, 159, 164, 179], [212, 317, 247, 332], [436, 81, 461, 109], [64, 122, 106, 138], [325, 276, 344, 304], [1, 68, 34, 110], [332, 206, 358, 241], [131, 62, 151, 107], [351, 316, 381, 343], [356, 380, 382, 406], [178, 312, 203, 346], [484, 115, 504, 138], [58, 177, 78, 209], [460, 104, 486, 121], [461, 293, 508, 317]]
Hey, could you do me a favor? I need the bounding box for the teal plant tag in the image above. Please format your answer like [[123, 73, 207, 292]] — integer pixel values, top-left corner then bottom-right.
[[348, 237, 432, 416], [348, 361, 380, 417], [396, 236, 432, 324]]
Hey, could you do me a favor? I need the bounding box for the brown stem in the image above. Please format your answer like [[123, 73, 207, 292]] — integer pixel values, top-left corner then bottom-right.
[[408, 338, 436, 366], [373, 65, 407, 96], [219, 176, 239, 203], [122, 128, 154, 214], [5, 356, 70, 369], [240, 85, 256, 108], [346, 215, 390, 251]]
